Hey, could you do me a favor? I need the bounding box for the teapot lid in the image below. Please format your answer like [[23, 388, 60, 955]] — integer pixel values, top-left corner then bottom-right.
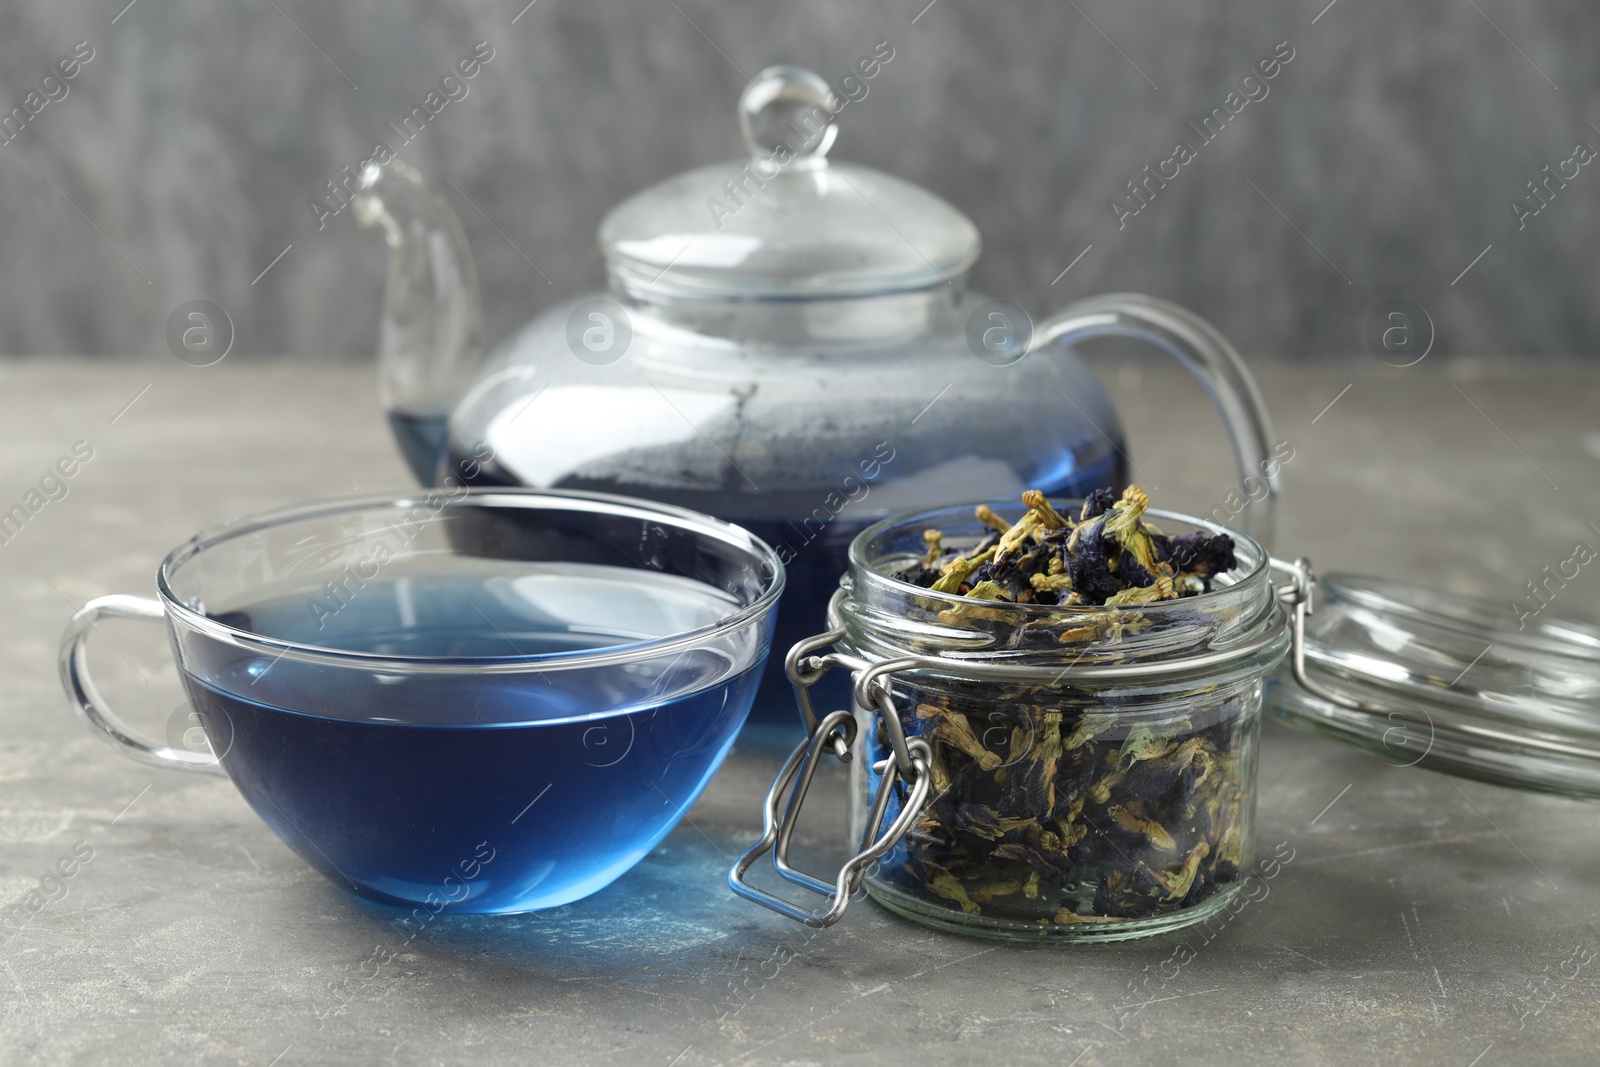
[[599, 65, 980, 300]]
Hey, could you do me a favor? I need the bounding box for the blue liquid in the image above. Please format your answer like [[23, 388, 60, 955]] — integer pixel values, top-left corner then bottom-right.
[[187, 564, 763, 912], [386, 409, 449, 485]]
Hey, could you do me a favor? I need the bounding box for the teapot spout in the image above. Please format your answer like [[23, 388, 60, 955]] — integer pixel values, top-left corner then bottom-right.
[[354, 160, 485, 485]]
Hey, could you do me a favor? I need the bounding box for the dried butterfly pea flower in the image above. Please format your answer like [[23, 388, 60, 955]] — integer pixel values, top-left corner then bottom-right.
[[1112, 551, 1158, 589], [1020, 489, 1072, 530], [1160, 531, 1238, 588], [1080, 487, 1118, 520], [1104, 577, 1177, 607], [1066, 549, 1122, 605], [915, 702, 1002, 771], [1123, 736, 1205, 796], [974, 505, 1012, 534], [930, 545, 996, 594], [927, 871, 982, 914]]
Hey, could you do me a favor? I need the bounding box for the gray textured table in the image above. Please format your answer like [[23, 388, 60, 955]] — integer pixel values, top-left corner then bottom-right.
[[2, 358, 1597, 1066]]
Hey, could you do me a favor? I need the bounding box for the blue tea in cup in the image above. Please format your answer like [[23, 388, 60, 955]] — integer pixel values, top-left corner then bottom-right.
[[60, 489, 782, 912]]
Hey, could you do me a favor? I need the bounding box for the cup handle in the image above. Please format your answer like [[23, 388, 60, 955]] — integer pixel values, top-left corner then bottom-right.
[[59, 595, 227, 775], [1032, 292, 1281, 549]]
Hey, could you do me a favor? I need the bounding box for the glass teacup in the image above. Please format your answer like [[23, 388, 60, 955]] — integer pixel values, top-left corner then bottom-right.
[[59, 489, 782, 912]]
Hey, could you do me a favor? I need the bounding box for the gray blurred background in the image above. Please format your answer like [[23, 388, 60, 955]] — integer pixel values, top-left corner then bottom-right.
[[1, 0, 1595, 362]]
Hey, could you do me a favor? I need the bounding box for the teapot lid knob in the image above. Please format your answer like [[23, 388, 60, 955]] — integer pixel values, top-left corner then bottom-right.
[[738, 65, 837, 166]]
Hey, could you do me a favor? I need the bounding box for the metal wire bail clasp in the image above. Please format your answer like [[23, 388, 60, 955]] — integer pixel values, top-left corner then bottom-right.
[[728, 629, 932, 928], [1270, 554, 1370, 713], [1269, 555, 1355, 709]]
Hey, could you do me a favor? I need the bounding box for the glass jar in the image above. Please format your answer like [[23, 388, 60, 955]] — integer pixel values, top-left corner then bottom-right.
[[731, 500, 1289, 942]]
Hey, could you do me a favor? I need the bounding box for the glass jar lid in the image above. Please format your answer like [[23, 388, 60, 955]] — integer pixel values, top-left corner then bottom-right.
[[1270, 566, 1600, 799], [598, 65, 980, 300]]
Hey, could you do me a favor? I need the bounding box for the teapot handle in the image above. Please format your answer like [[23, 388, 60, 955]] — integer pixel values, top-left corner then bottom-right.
[[1032, 293, 1280, 548], [353, 160, 487, 485]]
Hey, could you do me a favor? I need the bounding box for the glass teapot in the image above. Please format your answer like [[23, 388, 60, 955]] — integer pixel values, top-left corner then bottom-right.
[[353, 65, 1280, 724]]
